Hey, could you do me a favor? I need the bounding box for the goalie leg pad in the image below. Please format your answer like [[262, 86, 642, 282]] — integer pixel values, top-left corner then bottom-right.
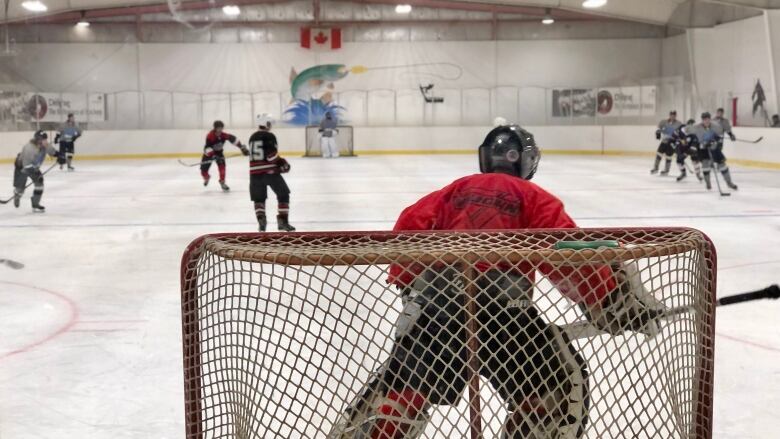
[[500, 324, 589, 439], [328, 374, 430, 439]]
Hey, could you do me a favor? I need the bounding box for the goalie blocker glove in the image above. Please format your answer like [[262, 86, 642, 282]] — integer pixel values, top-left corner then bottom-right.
[[579, 262, 667, 336]]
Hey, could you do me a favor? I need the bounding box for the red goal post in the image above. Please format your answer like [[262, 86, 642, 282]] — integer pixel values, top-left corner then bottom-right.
[[180, 228, 716, 438]]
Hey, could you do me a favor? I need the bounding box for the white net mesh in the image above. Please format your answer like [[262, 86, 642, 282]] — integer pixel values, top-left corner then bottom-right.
[[180, 229, 716, 438]]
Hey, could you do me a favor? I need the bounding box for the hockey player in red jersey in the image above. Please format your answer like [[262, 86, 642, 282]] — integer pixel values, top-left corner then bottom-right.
[[201, 120, 249, 191], [329, 125, 665, 439]]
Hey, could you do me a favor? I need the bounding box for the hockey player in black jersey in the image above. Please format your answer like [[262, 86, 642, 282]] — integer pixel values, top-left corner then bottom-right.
[[674, 119, 703, 182], [247, 113, 295, 232]]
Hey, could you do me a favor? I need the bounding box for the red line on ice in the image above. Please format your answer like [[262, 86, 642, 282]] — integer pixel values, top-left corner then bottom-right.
[[716, 332, 780, 353], [0, 280, 80, 361]]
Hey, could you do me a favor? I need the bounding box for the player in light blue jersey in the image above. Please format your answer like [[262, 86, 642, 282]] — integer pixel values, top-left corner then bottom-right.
[[55, 113, 82, 171], [651, 110, 684, 175]]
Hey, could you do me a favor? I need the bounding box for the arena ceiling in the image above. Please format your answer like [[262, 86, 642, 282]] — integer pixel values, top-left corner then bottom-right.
[[2, 0, 779, 27]]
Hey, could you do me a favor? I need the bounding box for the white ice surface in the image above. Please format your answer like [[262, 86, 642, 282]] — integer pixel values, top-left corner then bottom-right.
[[0, 155, 778, 438]]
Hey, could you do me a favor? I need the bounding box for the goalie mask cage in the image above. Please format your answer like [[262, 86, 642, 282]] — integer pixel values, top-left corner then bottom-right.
[[304, 125, 355, 157], [180, 228, 716, 439]]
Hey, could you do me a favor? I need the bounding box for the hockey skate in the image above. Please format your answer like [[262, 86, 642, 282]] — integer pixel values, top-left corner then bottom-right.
[[722, 170, 738, 190], [676, 169, 686, 182], [32, 204, 45, 213], [67, 165, 75, 172], [659, 160, 671, 176], [13, 194, 20, 208], [203, 176, 210, 187], [258, 216, 267, 232], [219, 181, 230, 191], [277, 216, 296, 232], [650, 168, 659, 175]]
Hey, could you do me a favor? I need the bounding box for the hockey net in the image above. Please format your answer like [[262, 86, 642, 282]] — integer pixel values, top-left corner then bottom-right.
[[180, 228, 716, 438], [304, 125, 355, 157]]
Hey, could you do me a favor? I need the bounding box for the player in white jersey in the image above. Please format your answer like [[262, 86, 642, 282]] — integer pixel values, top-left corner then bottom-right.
[[319, 111, 340, 158], [12, 130, 61, 212], [651, 111, 683, 175]]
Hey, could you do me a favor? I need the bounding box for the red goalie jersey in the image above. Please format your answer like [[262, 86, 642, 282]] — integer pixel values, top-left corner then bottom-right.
[[389, 172, 616, 305]]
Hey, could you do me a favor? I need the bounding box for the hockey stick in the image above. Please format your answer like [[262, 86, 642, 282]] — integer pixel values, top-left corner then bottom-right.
[[0, 258, 25, 269], [706, 145, 730, 197], [733, 136, 763, 144], [562, 284, 779, 340], [0, 162, 58, 205], [177, 153, 244, 167]]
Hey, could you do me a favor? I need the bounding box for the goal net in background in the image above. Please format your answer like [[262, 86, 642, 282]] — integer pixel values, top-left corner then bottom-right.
[[180, 229, 716, 438], [304, 125, 355, 157]]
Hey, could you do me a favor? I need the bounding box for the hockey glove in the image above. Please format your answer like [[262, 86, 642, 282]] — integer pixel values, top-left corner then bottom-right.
[[655, 130, 661, 140], [728, 132, 736, 142], [579, 262, 666, 336], [277, 158, 291, 173], [240, 146, 250, 156]]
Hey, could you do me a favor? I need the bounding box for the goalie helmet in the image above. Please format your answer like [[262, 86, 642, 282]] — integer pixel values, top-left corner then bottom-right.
[[478, 125, 540, 180], [255, 113, 274, 129]]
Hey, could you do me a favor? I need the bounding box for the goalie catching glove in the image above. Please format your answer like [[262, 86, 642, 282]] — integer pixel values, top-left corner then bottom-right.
[[579, 262, 667, 336]]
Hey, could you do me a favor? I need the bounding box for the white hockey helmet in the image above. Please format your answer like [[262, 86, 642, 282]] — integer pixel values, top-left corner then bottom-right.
[[493, 116, 508, 127], [255, 113, 274, 128]]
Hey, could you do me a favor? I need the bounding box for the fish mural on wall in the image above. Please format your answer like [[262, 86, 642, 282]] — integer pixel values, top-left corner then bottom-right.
[[284, 64, 364, 126], [283, 62, 462, 126]]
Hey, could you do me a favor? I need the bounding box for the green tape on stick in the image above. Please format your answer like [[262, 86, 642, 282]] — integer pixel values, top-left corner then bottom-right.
[[554, 240, 620, 250]]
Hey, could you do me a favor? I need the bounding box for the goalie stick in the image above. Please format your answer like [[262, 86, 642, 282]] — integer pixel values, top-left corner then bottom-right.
[[177, 153, 243, 167], [562, 284, 780, 340], [0, 162, 57, 205]]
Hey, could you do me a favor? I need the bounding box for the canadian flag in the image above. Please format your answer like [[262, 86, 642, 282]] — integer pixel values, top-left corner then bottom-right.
[[301, 28, 342, 50]]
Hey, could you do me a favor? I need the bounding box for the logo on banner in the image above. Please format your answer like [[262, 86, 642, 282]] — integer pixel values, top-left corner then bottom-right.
[[597, 90, 613, 114]]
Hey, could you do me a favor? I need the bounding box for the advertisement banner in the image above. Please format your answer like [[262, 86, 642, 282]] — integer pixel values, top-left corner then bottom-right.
[[0, 92, 106, 122], [551, 89, 596, 118], [596, 86, 656, 117]]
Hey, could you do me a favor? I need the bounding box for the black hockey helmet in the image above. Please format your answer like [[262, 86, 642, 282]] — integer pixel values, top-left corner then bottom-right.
[[213, 120, 225, 129], [33, 130, 48, 142], [478, 125, 540, 180]]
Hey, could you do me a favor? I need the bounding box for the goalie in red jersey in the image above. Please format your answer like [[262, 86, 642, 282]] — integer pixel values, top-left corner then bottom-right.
[[329, 125, 666, 439]]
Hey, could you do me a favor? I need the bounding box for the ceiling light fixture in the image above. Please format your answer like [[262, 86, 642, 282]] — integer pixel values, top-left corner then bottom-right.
[[395, 4, 412, 14], [76, 11, 90, 28], [582, 0, 608, 8], [21, 1, 48, 13], [222, 5, 241, 16], [542, 8, 554, 25]]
